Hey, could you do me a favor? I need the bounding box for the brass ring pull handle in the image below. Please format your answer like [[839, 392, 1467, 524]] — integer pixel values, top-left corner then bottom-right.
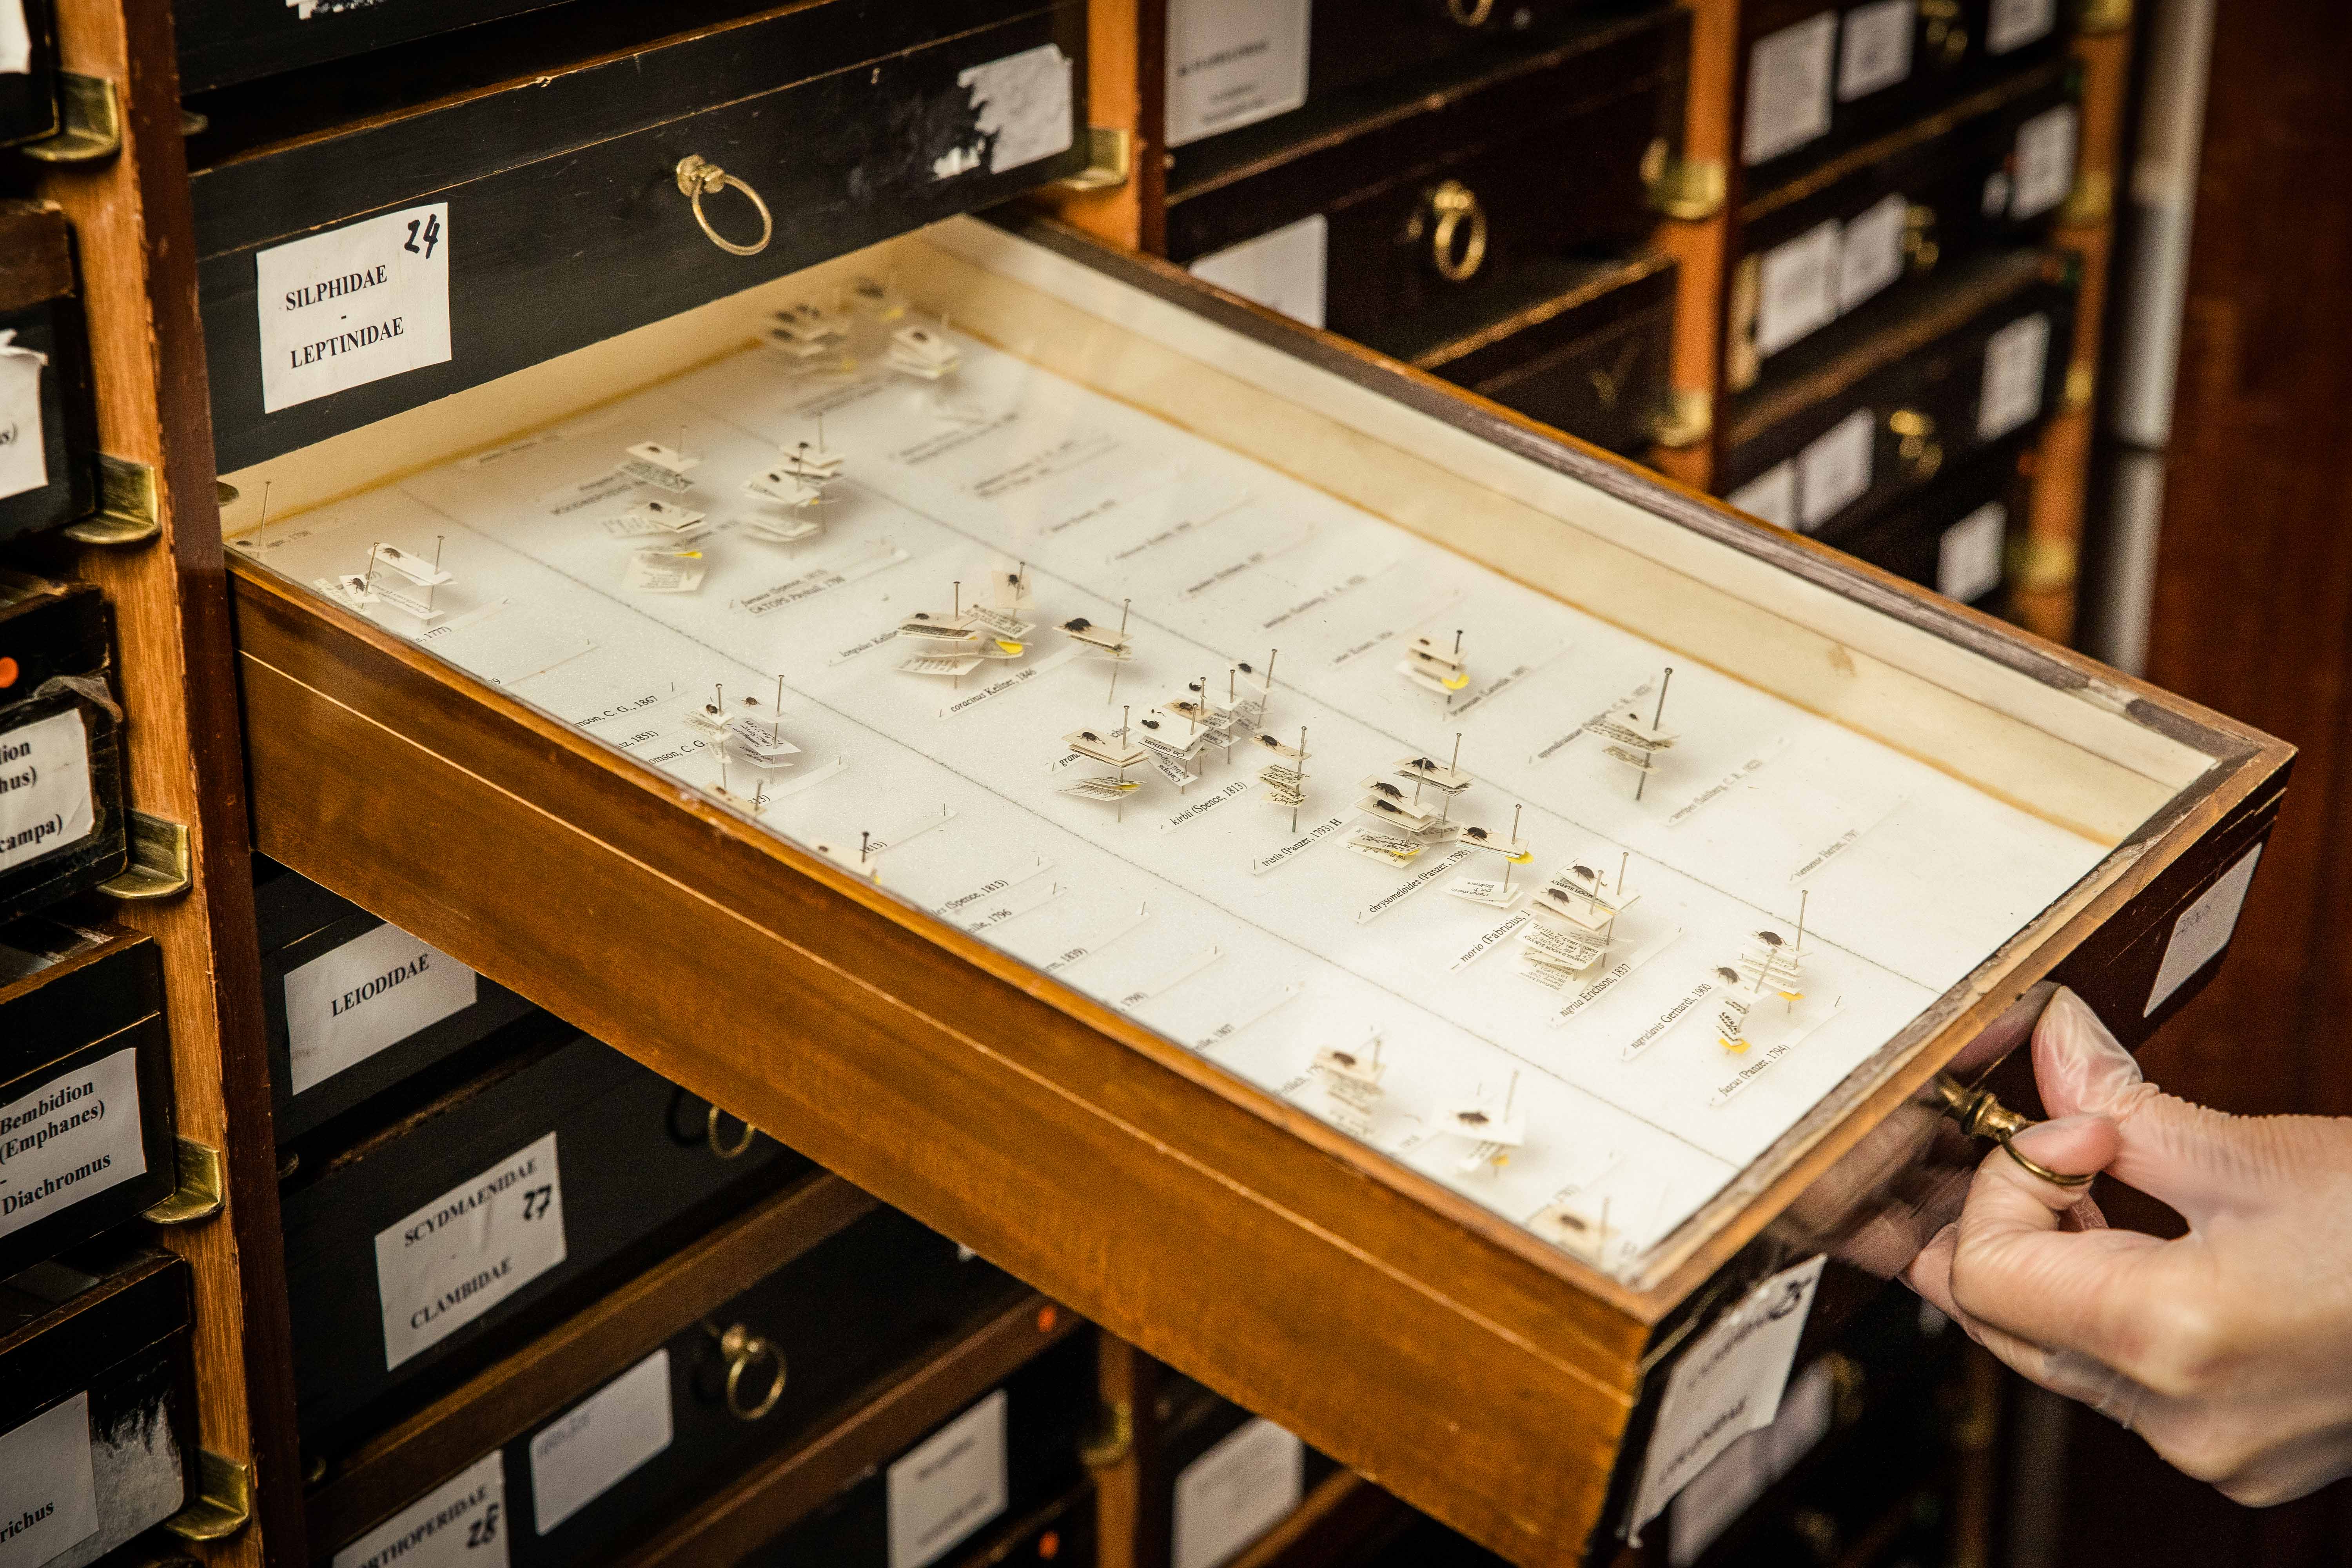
[[1931, 1074, 2096, 1187], [1887, 408, 1943, 481], [705, 1102, 758, 1159], [719, 1325, 786, 1420], [1903, 203, 1941, 274], [1426, 181, 1488, 283], [1445, 0, 1496, 25], [675, 155, 773, 257]]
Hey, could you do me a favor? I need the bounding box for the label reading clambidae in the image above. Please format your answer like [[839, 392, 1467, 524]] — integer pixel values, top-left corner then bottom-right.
[[0, 332, 47, 502], [529, 1350, 673, 1535], [0, 1394, 98, 1568], [1187, 214, 1328, 329], [1165, 0, 1310, 148], [2147, 844, 2263, 1016], [1743, 13, 1837, 166], [1756, 220, 1840, 357], [0, 708, 96, 874], [2010, 103, 2079, 220], [1172, 1417, 1304, 1568], [887, 1390, 1007, 1568], [1726, 462, 1798, 531], [0, 1047, 146, 1242], [256, 203, 452, 414], [1837, 192, 1909, 314], [1977, 312, 2050, 440], [332, 1451, 507, 1568], [1631, 1255, 1826, 1535], [1937, 502, 2007, 603], [375, 1132, 566, 1369], [1836, 0, 1915, 102], [1987, 0, 2056, 53], [283, 920, 480, 1096], [1797, 408, 1875, 530]]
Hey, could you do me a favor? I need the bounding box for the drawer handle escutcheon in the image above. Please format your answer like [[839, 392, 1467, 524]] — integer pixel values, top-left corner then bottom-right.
[[706, 1102, 758, 1158], [674, 156, 774, 257], [1427, 181, 1488, 284], [719, 1325, 786, 1420]]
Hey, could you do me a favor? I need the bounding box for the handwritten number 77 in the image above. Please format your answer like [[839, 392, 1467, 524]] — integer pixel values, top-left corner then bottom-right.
[[521, 1185, 553, 1221], [404, 213, 443, 260]]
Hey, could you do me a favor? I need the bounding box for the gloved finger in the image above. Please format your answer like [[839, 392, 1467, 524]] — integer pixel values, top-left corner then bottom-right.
[[1907, 1244, 2142, 1421], [2033, 988, 2160, 1120]]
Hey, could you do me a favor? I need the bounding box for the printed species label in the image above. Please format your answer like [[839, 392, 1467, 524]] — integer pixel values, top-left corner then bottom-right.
[[530, 1350, 673, 1535], [256, 204, 452, 413], [0, 708, 95, 874], [887, 1390, 1007, 1568], [1836, 0, 1915, 102], [0, 332, 46, 502], [1166, 0, 1310, 147], [284, 920, 479, 1095], [0, 1394, 98, 1568], [0, 1047, 145, 1241], [375, 1132, 566, 1369], [1172, 1417, 1304, 1568], [332, 1451, 508, 1568], [1188, 214, 1328, 329], [1977, 312, 2051, 440], [1937, 502, 2008, 603], [1743, 14, 1837, 165], [2147, 844, 2263, 1016]]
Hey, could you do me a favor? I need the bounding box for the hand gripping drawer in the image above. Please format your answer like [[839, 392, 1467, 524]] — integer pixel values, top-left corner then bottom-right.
[[190, 0, 1089, 472]]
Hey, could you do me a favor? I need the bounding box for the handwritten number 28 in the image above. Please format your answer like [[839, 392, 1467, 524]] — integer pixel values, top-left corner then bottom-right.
[[404, 213, 443, 260], [467, 1502, 501, 1548]]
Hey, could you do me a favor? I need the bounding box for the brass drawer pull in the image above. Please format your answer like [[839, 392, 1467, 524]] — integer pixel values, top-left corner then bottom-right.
[[1427, 180, 1488, 283], [1446, 0, 1496, 25], [1887, 408, 1943, 481], [719, 1324, 786, 1420], [1931, 1074, 2094, 1187], [674, 155, 773, 257], [706, 1102, 759, 1158]]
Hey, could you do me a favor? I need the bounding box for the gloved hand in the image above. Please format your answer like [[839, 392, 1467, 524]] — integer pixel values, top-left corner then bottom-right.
[[1904, 986, 2352, 1506]]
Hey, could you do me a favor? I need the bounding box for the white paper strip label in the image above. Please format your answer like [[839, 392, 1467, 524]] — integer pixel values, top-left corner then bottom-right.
[[0, 0, 28, 76], [1166, 0, 1309, 147], [284, 920, 480, 1096], [0, 1394, 98, 1568], [530, 1349, 673, 1535], [2147, 844, 2263, 1016], [0, 1046, 147, 1242], [2010, 103, 2079, 220], [256, 203, 453, 413], [1987, 0, 2056, 53], [1836, 0, 1915, 102], [1172, 1417, 1304, 1568], [1743, 14, 1837, 165], [1188, 214, 1328, 329], [1631, 1254, 1826, 1535], [887, 1390, 1008, 1568], [1726, 462, 1797, 531], [1797, 407, 1874, 530], [332, 1451, 508, 1568], [0, 333, 46, 502], [376, 1132, 566, 1369], [952, 44, 1075, 176], [1836, 192, 1909, 314], [0, 708, 95, 875], [1755, 221, 1840, 357], [1937, 502, 2007, 603], [1669, 1356, 1836, 1566], [1977, 312, 2050, 440]]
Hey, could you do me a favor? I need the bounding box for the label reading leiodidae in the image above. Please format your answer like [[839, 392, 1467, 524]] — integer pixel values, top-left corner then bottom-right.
[[255, 203, 452, 414], [0, 708, 96, 875], [1743, 13, 1837, 165], [887, 1390, 1008, 1568], [0, 1047, 147, 1243], [332, 1451, 508, 1568], [0, 1394, 99, 1568], [0, 332, 47, 502], [1165, 0, 1310, 148], [529, 1350, 674, 1535], [1172, 1417, 1304, 1568], [283, 920, 480, 1096], [375, 1132, 566, 1370]]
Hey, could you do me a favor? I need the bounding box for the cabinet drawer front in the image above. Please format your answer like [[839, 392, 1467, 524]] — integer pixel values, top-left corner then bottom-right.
[[174, 0, 569, 94], [1826, 436, 2030, 606], [194, 2, 1087, 471]]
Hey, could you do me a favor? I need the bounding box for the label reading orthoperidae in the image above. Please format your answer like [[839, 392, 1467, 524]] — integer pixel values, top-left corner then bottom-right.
[[255, 203, 452, 414], [375, 1132, 565, 1369]]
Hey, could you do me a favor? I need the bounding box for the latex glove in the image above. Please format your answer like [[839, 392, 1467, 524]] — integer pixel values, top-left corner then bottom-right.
[[1904, 986, 2352, 1506]]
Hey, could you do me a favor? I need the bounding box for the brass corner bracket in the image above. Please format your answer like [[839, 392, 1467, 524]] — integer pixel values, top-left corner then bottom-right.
[[163, 1450, 253, 1542], [98, 811, 194, 901], [62, 454, 161, 547], [1649, 388, 1713, 449], [1055, 127, 1134, 193], [20, 74, 122, 164], [142, 1137, 226, 1226], [1648, 156, 1727, 223]]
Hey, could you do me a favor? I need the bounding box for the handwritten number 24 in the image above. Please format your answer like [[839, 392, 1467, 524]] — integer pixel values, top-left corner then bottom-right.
[[404, 213, 443, 260]]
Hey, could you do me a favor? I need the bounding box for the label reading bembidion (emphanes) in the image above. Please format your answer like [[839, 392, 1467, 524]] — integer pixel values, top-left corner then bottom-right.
[[283, 920, 479, 1096], [332, 1451, 508, 1568], [375, 1132, 566, 1369], [255, 204, 452, 414], [0, 708, 95, 875], [0, 1047, 147, 1242]]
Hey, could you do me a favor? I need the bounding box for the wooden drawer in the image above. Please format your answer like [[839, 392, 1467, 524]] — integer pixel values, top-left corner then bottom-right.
[[0, 203, 99, 542], [0, 0, 58, 148], [0, 574, 127, 919], [1726, 58, 2076, 392], [1361, 253, 1677, 456], [1819, 437, 2031, 613], [1717, 248, 2073, 540], [0, 1245, 194, 1564], [256, 857, 541, 1142], [174, 0, 572, 93], [189, 0, 1089, 472], [221, 217, 2287, 1565], [1165, 7, 1686, 339], [283, 1024, 805, 1452]]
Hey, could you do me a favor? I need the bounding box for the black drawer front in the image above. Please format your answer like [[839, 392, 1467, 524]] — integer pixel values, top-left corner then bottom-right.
[[192, 0, 1088, 472], [749, 1332, 1094, 1567], [0, 682, 129, 924], [493, 1207, 1025, 1567], [0, 925, 177, 1275], [1306, 0, 1615, 104], [950, 1482, 1095, 1568], [1826, 436, 2029, 610], [0, 0, 58, 148], [0, 205, 98, 542], [1727, 59, 2074, 389], [1165, 7, 1686, 340], [256, 860, 541, 1142], [174, 0, 572, 94], [1152, 1379, 1339, 1568], [283, 1030, 804, 1450]]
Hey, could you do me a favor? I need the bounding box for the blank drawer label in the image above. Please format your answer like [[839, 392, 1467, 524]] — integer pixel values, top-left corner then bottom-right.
[[1743, 13, 1836, 165], [2010, 104, 2079, 220], [2147, 844, 2263, 1016], [1172, 1417, 1304, 1568], [1978, 312, 2051, 440], [1937, 502, 2008, 603], [1188, 214, 1328, 329], [1797, 408, 1874, 530], [0, 3, 30, 76], [0, 708, 95, 874], [0, 332, 46, 503], [947, 44, 1075, 177], [283, 920, 479, 1096], [0, 1046, 147, 1241], [888, 1390, 1007, 1568], [1836, 0, 1915, 102], [333, 1450, 508, 1568], [1166, 0, 1310, 148], [529, 1349, 673, 1535], [0, 1393, 98, 1568], [1987, 0, 2056, 53], [375, 1132, 566, 1369], [256, 203, 453, 414]]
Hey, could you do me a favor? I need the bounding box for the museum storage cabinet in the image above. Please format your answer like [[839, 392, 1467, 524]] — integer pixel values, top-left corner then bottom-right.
[[0, 1, 2287, 1566]]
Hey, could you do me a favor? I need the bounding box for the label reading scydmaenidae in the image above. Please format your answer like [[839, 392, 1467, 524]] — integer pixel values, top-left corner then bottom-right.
[[283, 920, 479, 1096], [375, 1132, 566, 1369], [0, 1047, 147, 1242], [332, 1451, 508, 1568], [0, 708, 96, 875], [255, 203, 452, 414], [0, 1395, 99, 1568]]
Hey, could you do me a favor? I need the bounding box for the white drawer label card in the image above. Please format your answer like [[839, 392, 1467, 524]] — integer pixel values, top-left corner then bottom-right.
[[0, 332, 47, 502], [1631, 1254, 1826, 1537], [0, 0, 28, 75], [1669, 1356, 1837, 1566], [1836, 0, 1915, 102], [1172, 1417, 1304, 1568], [529, 1349, 673, 1535], [1978, 311, 2050, 440], [1936, 502, 2008, 603], [1756, 220, 1841, 357], [2010, 103, 2079, 220], [1797, 407, 1875, 530], [1836, 192, 1909, 314], [952, 44, 1074, 176], [1166, 0, 1310, 148], [1187, 214, 1328, 329], [256, 203, 452, 414], [376, 1132, 566, 1369], [332, 1450, 507, 1568], [1987, 0, 2056, 53], [0, 1393, 98, 1568], [284, 920, 480, 1096], [0, 708, 94, 875], [1743, 13, 1836, 165], [887, 1389, 1007, 1568], [2147, 844, 2263, 1016], [1726, 462, 1798, 532], [0, 1046, 147, 1242]]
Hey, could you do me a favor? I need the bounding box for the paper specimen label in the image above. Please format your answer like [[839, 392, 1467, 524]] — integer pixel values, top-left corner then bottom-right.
[[1836, 0, 1914, 101], [256, 204, 452, 413], [1796, 407, 1874, 530], [0, 708, 94, 874], [1978, 312, 2051, 440], [951, 44, 1075, 176], [0, 1394, 98, 1568], [2147, 844, 2262, 1016], [1188, 214, 1328, 329], [530, 1350, 673, 1534], [1670, 1356, 1837, 1565], [1756, 220, 1840, 358], [1743, 14, 1836, 165], [887, 1391, 1007, 1568], [0, 1046, 146, 1242], [1836, 192, 1909, 313], [2010, 103, 2079, 220], [1726, 462, 1798, 530], [0, 0, 30, 75], [1171, 1418, 1304, 1568], [1166, 0, 1310, 147], [332, 1451, 507, 1568], [1987, 0, 2056, 53], [284, 920, 479, 1096], [376, 1132, 566, 1368]]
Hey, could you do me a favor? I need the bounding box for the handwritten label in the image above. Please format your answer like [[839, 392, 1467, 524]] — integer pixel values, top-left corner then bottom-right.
[[0, 1047, 146, 1242], [1188, 214, 1328, 329], [375, 1132, 566, 1369], [2147, 844, 2262, 1016], [530, 1350, 673, 1535], [0, 708, 95, 875], [1667, 737, 1790, 826], [1710, 1005, 1840, 1103], [284, 921, 479, 1096], [256, 204, 452, 413], [1166, 0, 1310, 147], [937, 645, 1080, 718], [887, 1390, 1007, 1568], [1552, 930, 1681, 1026], [1451, 911, 1534, 971], [1172, 1418, 1304, 1568], [0, 1394, 98, 1568], [1159, 779, 1250, 832], [332, 1451, 506, 1568]]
